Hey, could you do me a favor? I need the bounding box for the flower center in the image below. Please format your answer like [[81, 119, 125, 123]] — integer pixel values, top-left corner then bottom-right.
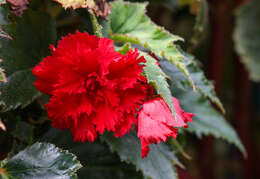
[[85, 73, 101, 93]]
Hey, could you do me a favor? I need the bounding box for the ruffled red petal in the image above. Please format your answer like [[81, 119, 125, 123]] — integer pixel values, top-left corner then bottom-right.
[[137, 97, 193, 158], [71, 115, 97, 142]]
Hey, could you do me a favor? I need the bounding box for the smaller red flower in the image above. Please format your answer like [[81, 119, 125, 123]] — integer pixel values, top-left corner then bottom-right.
[[137, 97, 193, 158]]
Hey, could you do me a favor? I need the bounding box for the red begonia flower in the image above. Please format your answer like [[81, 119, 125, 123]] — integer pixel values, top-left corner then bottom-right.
[[137, 97, 193, 158], [32, 31, 152, 142]]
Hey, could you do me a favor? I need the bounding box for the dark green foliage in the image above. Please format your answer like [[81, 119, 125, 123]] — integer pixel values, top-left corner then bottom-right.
[[0, 10, 56, 111]]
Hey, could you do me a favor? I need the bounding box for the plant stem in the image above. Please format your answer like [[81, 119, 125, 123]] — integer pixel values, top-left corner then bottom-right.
[[89, 10, 102, 37]]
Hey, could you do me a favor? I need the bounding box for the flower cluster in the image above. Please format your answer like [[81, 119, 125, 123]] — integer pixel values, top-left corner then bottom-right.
[[32, 32, 193, 158]]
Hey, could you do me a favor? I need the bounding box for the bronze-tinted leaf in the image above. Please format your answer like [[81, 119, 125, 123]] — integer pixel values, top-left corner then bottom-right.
[[54, 0, 110, 18]]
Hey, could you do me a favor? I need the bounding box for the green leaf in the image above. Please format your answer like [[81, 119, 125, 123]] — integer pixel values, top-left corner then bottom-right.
[[41, 128, 144, 179], [0, 10, 56, 111], [1, 142, 82, 179], [0, 69, 41, 112], [172, 86, 246, 157], [108, 0, 195, 89], [234, 0, 260, 81], [102, 131, 181, 179], [141, 52, 177, 118], [160, 50, 225, 113]]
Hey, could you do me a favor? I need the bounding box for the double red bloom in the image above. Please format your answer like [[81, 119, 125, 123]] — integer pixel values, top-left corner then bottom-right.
[[32, 32, 193, 158]]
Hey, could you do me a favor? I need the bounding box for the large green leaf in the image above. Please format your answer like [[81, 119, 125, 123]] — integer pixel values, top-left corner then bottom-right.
[[102, 131, 182, 179], [1, 142, 82, 179], [41, 128, 144, 179], [160, 50, 224, 113], [172, 86, 246, 157], [0, 10, 56, 111], [234, 0, 260, 81], [108, 0, 195, 89]]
